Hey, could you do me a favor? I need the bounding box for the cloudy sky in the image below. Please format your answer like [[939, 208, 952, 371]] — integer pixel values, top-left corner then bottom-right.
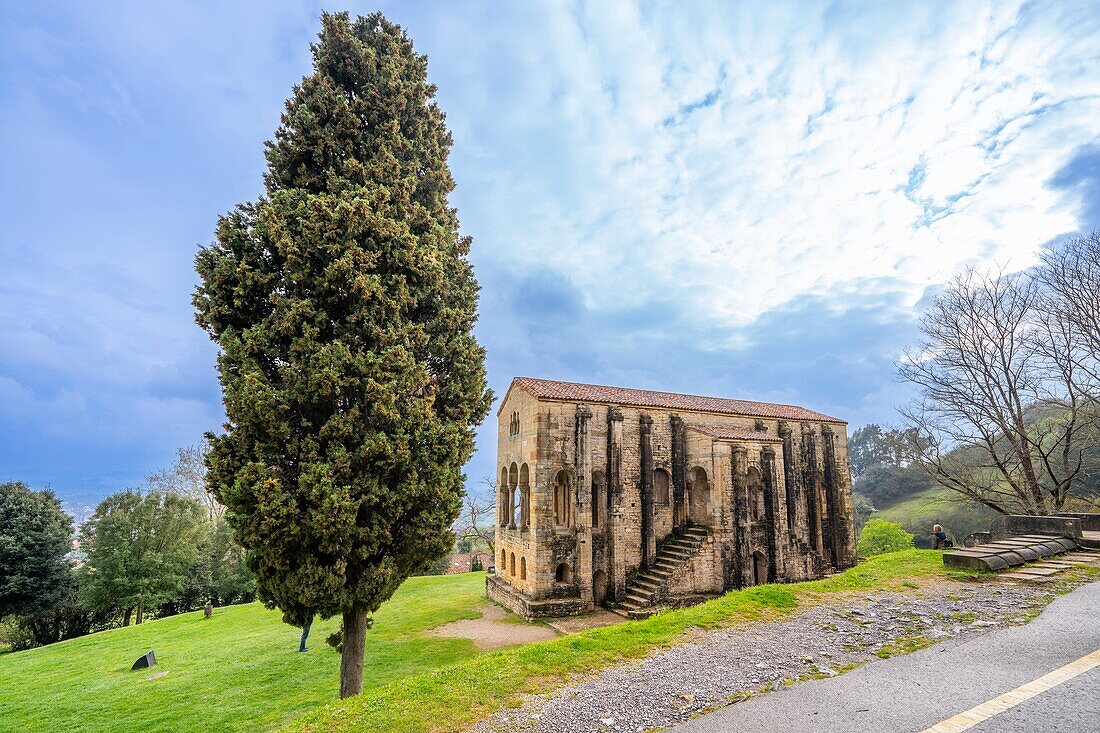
[[2, 1, 1098, 514]]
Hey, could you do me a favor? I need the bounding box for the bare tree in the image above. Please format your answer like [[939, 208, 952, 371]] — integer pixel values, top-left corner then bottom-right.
[[1037, 230, 1100, 389], [898, 268, 1096, 514], [146, 445, 224, 521], [455, 477, 497, 557]]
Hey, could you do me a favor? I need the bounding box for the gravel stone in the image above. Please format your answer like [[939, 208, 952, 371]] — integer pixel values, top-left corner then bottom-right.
[[470, 581, 1056, 733]]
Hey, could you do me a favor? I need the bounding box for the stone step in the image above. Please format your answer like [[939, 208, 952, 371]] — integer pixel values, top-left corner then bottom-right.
[[1010, 566, 1061, 576], [998, 572, 1054, 583]]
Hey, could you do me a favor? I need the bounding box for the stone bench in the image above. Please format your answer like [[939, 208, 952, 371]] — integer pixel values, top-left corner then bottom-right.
[[943, 515, 1083, 572]]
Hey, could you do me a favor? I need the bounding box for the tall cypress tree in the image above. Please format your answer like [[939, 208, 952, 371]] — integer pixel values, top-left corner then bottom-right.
[[194, 11, 491, 697]]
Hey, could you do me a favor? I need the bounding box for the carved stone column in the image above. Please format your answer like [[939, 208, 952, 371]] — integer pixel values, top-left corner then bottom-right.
[[731, 445, 752, 589], [822, 425, 848, 569], [639, 414, 655, 568], [761, 446, 781, 582], [802, 425, 824, 559], [575, 405, 593, 605], [670, 414, 688, 533], [607, 407, 625, 600], [507, 478, 516, 530], [778, 421, 804, 546]]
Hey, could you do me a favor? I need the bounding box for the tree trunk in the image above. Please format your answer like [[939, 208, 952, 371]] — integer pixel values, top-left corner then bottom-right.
[[135, 600, 143, 625], [123, 607, 133, 627], [339, 608, 369, 699]]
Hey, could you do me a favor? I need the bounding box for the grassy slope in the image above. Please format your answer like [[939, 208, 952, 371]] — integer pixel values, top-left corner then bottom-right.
[[875, 485, 997, 546], [288, 550, 954, 733], [0, 573, 487, 733]]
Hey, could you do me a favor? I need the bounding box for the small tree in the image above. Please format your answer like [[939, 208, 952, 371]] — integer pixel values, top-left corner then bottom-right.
[[856, 519, 915, 557], [80, 490, 206, 624], [194, 11, 491, 698], [209, 519, 257, 606], [851, 493, 875, 538], [147, 445, 223, 521], [0, 482, 74, 623], [456, 477, 497, 557]]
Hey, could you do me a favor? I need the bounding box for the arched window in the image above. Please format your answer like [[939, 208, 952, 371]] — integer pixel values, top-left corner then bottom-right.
[[500, 548, 506, 570], [553, 470, 573, 527], [508, 463, 519, 527], [747, 466, 764, 521], [519, 556, 527, 580], [519, 463, 530, 528], [555, 562, 572, 583], [591, 470, 606, 528], [653, 469, 671, 506], [509, 552, 516, 576]]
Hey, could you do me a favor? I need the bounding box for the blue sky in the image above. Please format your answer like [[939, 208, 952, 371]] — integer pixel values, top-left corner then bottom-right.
[[2, 1, 1098, 516]]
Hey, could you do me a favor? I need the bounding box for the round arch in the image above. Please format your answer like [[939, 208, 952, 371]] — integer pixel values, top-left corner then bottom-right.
[[553, 469, 574, 527], [687, 466, 710, 523]]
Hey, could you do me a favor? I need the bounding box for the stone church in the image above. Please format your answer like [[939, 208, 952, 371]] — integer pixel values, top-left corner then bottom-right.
[[486, 377, 857, 618]]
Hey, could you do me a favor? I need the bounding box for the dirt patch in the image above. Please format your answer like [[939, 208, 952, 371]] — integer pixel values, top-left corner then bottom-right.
[[545, 609, 628, 635], [432, 604, 560, 649]]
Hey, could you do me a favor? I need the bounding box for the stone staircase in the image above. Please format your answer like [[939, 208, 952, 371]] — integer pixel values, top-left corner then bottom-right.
[[616, 525, 710, 616]]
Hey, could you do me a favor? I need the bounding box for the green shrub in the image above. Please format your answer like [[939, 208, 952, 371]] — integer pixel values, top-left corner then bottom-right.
[[857, 519, 915, 557]]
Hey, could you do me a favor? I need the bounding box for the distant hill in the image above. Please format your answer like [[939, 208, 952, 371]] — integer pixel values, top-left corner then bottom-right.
[[873, 485, 998, 548]]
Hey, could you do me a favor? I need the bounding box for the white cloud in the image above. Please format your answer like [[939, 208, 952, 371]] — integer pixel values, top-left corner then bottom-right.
[[433, 0, 1100, 336], [3, 0, 1098, 498]]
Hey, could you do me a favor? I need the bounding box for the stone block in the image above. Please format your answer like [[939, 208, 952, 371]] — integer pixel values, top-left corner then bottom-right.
[[131, 651, 156, 670], [990, 515, 1081, 541], [943, 551, 1009, 571]]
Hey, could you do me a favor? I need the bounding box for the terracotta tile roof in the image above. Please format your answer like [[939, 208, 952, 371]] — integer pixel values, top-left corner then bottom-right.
[[506, 377, 844, 423], [691, 426, 784, 443]]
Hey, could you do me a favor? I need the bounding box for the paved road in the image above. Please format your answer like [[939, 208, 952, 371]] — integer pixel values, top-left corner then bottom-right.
[[672, 581, 1100, 733]]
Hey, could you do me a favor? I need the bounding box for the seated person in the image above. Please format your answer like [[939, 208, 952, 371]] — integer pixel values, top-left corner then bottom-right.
[[932, 524, 949, 549]]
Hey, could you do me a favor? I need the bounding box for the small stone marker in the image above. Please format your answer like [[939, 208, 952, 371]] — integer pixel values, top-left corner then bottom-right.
[[204, 602, 213, 618], [131, 650, 156, 670]]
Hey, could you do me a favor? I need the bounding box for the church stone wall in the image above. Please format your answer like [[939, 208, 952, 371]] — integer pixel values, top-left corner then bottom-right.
[[487, 381, 857, 619]]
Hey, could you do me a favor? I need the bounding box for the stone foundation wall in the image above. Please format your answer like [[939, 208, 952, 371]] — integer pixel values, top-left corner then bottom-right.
[[667, 536, 724, 597], [486, 574, 586, 620]]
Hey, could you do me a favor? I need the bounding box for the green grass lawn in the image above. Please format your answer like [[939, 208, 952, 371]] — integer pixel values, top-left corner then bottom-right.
[[288, 550, 952, 733], [1, 552, 957, 733], [0, 572, 488, 733]]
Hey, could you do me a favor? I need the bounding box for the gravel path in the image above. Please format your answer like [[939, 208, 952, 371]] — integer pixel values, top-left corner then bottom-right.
[[470, 580, 1062, 733]]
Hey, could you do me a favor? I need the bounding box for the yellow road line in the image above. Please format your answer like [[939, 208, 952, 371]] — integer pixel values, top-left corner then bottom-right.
[[919, 648, 1100, 733]]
